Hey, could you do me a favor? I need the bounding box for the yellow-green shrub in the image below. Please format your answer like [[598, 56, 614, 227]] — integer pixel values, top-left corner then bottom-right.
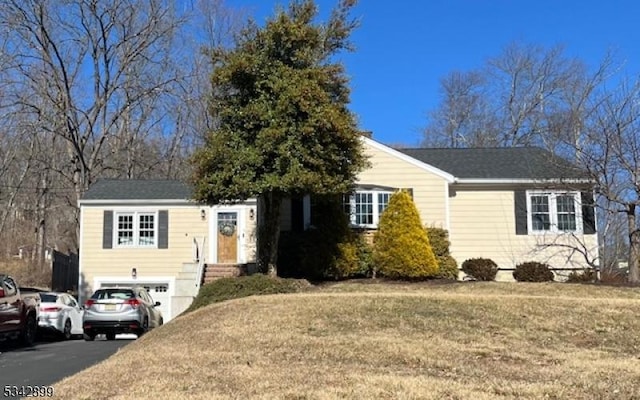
[[426, 227, 459, 280], [373, 191, 438, 278]]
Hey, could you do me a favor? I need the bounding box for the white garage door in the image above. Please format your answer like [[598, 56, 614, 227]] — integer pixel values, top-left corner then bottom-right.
[[98, 281, 172, 322]]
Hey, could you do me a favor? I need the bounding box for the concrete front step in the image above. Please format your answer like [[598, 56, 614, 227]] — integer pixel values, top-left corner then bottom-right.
[[181, 263, 199, 274], [177, 271, 197, 280]]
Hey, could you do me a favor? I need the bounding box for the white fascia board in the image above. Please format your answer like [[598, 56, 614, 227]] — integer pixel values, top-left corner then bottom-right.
[[362, 136, 455, 183]]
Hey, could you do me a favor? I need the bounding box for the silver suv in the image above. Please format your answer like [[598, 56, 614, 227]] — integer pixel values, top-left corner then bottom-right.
[[82, 286, 163, 341]]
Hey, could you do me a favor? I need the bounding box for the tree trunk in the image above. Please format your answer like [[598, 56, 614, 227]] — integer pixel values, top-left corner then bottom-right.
[[35, 175, 48, 267], [257, 191, 283, 277], [627, 205, 640, 283]]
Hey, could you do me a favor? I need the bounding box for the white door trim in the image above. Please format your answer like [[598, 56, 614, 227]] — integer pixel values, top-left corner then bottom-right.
[[210, 206, 247, 264]]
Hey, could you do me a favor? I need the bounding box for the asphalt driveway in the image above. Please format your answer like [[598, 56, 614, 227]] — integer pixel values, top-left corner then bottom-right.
[[0, 336, 133, 399]]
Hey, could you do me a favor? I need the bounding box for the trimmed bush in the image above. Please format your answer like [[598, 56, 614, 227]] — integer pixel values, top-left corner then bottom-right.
[[513, 261, 555, 282], [566, 268, 597, 283], [185, 274, 308, 313], [461, 258, 498, 281], [334, 233, 374, 279], [426, 227, 459, 280], [373, 191, 439, 279], [436, 255, 459, 280]]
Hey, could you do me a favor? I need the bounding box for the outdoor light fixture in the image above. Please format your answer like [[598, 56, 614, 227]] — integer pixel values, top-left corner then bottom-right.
[[200, 209, 206, 220], [131, 267, 137, 279], [249, 208, 255, 220]]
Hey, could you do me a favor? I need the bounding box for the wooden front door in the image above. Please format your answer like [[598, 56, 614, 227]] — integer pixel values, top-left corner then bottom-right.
[[217, 212, 238, 263]]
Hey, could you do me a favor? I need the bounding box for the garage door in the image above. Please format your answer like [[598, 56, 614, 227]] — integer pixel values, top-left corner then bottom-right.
[[98, 281, 172, 322]]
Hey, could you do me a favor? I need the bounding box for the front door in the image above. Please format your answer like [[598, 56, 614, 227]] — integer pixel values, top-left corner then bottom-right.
[[217, 212, 238, 263]]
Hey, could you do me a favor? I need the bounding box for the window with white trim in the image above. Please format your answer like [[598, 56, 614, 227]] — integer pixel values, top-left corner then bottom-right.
[[115, 212, 157, 247], [343, 190, 394, 228], [527, 191, 581, 233]]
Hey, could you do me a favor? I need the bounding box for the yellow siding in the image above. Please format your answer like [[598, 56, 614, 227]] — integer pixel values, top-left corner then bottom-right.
[[358, 142, 449, 227], [80, 206, 208, 292], [449, 187, 598, 279]]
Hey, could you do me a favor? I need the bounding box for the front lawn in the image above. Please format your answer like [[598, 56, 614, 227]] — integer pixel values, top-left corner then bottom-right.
[[53, 281, 640, 399]]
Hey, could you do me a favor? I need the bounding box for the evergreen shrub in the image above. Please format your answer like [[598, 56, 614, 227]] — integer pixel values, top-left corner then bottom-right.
[[461, 258, 498, 281], [373, 191, 438, 278], [513, 261, 555, 282], [426, 226, 459, 280]]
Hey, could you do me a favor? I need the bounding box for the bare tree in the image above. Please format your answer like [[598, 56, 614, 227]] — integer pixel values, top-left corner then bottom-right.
[[0, 0, 191, 249], [424, 70, 498, 147], [570, 80, 640, 282], [423, 42, 588, 148], [0, 0, 245, 260]]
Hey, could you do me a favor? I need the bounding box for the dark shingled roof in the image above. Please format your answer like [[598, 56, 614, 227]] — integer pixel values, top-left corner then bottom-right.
[[398, 147, 588, 180], [82, 179, 192, 200]]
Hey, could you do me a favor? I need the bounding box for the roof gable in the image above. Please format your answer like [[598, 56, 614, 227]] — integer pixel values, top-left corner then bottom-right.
[[362, 137, 455, 182]]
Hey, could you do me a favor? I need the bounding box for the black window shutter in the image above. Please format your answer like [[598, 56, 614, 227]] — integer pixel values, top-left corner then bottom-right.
[[581, 191, 596, 234], [514, 190, 528, 235], [158, 210, 169, 249], [103, 211, 113, 249]]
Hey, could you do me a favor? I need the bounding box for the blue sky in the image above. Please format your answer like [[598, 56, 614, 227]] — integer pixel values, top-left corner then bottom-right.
[[227, 0, 640, 146]]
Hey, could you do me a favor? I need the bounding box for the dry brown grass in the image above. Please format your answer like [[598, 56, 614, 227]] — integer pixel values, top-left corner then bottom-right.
[[53, 281, 640, 399], [0, 258, 51, 288]]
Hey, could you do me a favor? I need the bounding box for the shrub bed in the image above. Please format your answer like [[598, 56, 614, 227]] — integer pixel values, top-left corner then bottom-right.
[[184, 274, 309, 314], [566, 268, 597, 283]]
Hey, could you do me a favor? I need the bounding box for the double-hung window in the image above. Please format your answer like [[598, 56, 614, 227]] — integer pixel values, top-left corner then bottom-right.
[[343, 190, 394, 228], [115, 212, 157, 247], [527, 191, 581, 234]]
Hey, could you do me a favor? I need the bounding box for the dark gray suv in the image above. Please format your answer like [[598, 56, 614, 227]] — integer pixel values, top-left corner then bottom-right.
[[82, 286, 163, 341]]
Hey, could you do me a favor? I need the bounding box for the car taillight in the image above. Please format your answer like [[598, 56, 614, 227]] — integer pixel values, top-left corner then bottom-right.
[[125, 299, 141, 308], [85, 299, 95, 308], [41, 306, 62, 312]]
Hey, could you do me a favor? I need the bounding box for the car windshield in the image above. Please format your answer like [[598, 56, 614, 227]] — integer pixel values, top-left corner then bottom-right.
[[40, 294, 58, 302], [92, 289, 134, 300]]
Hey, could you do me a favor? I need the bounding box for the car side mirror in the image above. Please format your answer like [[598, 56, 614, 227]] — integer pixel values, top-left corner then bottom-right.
[[155, 301, 161, 307]]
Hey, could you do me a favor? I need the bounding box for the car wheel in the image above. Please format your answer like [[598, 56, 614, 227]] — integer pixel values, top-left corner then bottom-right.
[[137, 317, 149, 337], [106, 332, 116, 341], [63, 319, 72, 341], [83, 331, 96, 341], [20, 313, 37, 346]]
